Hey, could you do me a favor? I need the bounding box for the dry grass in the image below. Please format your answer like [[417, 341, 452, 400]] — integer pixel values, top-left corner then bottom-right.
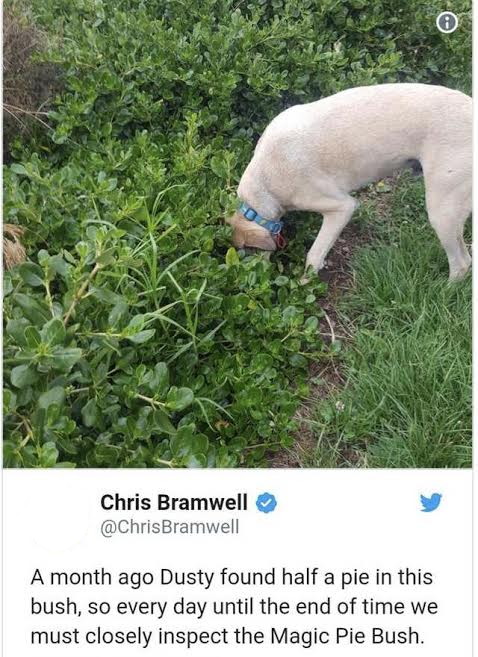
[[3, 224, 27, 269], [3, 2, 61, 268], [3, 3, 59, 158]]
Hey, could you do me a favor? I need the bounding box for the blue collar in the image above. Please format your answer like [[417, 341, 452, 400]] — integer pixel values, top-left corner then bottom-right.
[[238, 202, 283, 235]]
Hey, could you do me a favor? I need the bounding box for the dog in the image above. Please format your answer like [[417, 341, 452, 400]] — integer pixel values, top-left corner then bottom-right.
[[227, 83, 472, 281]]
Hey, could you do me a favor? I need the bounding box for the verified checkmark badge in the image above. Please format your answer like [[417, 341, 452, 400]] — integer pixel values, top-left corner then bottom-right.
[[256, 492, 277, 513]]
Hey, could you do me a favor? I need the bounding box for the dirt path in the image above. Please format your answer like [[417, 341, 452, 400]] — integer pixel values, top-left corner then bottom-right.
[[269, 223, 367, 467], [269, 179, 397, 467]]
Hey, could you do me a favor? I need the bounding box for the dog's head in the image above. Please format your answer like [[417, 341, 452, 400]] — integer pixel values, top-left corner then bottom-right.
[[226, 211, 277, 251]]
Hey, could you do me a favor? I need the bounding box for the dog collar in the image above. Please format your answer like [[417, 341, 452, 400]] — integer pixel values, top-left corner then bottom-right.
[[238, 202, 283, 236]]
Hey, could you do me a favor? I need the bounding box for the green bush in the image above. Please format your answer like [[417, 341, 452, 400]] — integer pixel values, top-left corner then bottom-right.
[[3, 0, 471, 467]]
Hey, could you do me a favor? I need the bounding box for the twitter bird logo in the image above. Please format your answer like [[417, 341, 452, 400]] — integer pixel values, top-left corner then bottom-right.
[[420, 493, 442, 512]]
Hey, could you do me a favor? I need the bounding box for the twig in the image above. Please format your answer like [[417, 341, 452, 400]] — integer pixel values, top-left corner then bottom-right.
[[323, 311, 336, 344], [3, 103, 51, 131], [155, 458, 175, 467], [136, 394, 166, 408], [3, 105, 26, 129], [63, 263, 100, 325], [3, 103, 49, 116]]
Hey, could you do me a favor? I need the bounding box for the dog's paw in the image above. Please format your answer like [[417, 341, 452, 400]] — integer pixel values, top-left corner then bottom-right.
[[301, 264, 319, 286], [448, 257, 471, 282], [448, 267, 471, 283]]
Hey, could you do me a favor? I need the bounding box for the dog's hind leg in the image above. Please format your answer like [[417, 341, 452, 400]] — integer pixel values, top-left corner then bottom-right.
[[423, 164, 471, 281], [304, 195, 357, 275]]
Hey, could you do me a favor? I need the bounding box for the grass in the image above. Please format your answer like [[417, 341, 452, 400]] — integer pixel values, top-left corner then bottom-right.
[[299, 173, 472, 468]]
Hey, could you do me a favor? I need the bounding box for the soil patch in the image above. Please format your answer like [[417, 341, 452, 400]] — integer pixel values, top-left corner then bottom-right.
[[268, 180, 398, 467], [268, 222, 369, 467]]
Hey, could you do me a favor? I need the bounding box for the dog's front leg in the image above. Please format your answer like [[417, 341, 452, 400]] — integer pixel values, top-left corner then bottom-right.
[[302, 197, 357, 282]]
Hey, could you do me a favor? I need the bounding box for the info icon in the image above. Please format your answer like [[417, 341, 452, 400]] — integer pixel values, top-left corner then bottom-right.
[[436, 11, 458, 34]]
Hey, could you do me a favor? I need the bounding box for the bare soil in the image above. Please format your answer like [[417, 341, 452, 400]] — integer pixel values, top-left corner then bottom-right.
[[268, 180, 397, 467], [269, 222, 368, 467]]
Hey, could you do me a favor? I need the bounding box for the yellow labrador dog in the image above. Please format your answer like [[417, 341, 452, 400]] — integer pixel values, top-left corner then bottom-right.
[[227, 83, 471, 281]]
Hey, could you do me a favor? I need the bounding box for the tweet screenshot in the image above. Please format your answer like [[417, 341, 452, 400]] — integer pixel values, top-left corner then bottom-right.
[[2, 0, 473, 655]]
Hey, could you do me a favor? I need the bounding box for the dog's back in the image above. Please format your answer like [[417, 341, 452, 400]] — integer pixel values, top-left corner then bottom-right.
[[244, 83, 471, 194]]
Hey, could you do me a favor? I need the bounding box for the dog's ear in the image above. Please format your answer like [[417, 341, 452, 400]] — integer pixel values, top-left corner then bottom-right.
[[226, 211, 277, 251]]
